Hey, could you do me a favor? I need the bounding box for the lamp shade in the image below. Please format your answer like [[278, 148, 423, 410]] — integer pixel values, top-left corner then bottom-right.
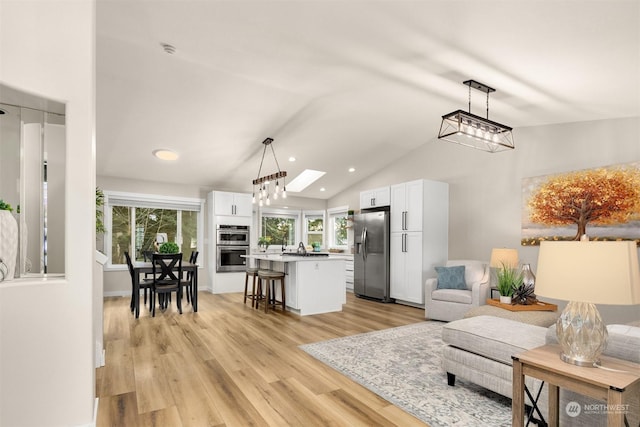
[[489, 248, 519, 269], [535, 241, 640, 305]]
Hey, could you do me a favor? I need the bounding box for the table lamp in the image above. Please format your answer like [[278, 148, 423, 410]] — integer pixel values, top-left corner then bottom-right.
[[535, 241, 640, 367], [489, 248, 519, 269], [489, 248, 519, 289]]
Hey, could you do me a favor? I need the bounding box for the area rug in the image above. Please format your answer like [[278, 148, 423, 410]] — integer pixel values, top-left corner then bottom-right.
[[299, 321, 511, 427]]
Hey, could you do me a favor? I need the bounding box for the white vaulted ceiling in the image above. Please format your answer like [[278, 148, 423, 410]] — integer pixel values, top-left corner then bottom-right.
[[96, 0, 640, 199]]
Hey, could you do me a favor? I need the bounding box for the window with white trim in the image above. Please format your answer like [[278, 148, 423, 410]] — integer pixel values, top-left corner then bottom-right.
[[104, 191, 204, 266], [328, 206, 348, 248], [303, 210, 325, 248], [260, 209, 299, 247]]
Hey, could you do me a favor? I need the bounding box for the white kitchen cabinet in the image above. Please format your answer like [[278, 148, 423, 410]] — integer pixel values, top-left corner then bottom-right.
[[359, 186, 390, 210], [390, 231, 425, 304], [389, 179, 448, 305], [343, 255, 354, 291], [391, 179, 445, 232], [214, 191, 252, 217]]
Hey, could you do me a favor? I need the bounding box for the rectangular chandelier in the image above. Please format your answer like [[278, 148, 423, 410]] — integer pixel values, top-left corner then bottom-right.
[[438, 80, 514, 153]]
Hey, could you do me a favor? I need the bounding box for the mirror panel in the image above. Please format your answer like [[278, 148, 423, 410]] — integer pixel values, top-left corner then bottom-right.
[[0, 83, 66, 278]]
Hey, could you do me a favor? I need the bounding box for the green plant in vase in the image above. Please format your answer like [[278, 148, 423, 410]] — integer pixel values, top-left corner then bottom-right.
[[0, 199, 13, 212], [258, 236, 271, 251], [312, 241, 321, 252], [496, 262, 522, 304], [158, 242, 180, 254]]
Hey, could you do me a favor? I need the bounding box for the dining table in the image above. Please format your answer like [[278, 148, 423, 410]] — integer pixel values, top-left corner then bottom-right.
[[132, 260, 199, 318]]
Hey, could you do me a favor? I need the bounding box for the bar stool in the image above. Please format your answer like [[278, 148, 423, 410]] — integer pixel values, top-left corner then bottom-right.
[[243, 267, 260, 307], [256, 270, 286, 313]]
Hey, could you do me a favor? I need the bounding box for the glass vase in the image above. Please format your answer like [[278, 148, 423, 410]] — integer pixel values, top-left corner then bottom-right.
[[521, 263, 536, 288]]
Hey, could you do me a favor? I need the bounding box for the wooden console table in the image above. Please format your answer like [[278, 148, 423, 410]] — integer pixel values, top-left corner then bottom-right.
[[512, 344, 640, 427]]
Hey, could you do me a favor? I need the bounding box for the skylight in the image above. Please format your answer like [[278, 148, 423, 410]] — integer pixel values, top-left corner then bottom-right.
[[286, 169, 326, 192]]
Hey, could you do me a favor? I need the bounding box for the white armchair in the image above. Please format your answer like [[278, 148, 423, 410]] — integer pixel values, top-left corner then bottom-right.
[[424, 259, 490, 322]]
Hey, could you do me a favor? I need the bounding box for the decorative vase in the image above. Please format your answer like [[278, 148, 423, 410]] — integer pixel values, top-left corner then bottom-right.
[[499, 295, 512, 304], [521, 263, 536, 288], [0, 210, 19, 281]]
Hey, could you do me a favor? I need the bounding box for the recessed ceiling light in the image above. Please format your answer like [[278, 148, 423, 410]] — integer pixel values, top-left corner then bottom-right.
[[348, 167, 355, 172], [286, 169, 326, 192], [288, 156, 296, 162], [153, 149, 179, 161], [320, 188, 326, 192]]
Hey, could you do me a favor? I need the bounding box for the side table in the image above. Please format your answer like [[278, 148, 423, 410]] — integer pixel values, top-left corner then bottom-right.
[[512, 344, 640, 427]]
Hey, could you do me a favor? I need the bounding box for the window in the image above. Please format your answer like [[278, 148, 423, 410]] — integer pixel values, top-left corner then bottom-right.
[[328, 206, 349, 248], [303, 211, 325, 248], [261, 211, 297, 247], [104, 191, 204, 266]]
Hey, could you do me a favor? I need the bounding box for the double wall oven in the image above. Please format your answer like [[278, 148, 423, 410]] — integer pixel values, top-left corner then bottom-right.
[[216, 225, 250, 272]]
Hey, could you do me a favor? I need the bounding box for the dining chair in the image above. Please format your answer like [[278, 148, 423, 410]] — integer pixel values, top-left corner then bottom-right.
[[124, 251, 153, 313], [181, 250, 199, 304], [142, 250, 156, 281], [151, 253, 183, 316]]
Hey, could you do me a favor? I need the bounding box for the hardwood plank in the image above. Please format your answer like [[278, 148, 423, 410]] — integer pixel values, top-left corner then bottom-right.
[[160, 352, 225, 427], [132, 344, 175, 414], [97, 392, 139, 427], [97, 291, 428, 426], [98, 339, 136, 396], [137, 405, 184, 427]]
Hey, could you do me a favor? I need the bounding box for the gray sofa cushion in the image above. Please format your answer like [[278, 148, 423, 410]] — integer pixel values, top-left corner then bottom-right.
[[442, 315, 547, 365]]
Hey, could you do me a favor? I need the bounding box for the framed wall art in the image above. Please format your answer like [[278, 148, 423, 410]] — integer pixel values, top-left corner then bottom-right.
[[522, 161, 640, 246]]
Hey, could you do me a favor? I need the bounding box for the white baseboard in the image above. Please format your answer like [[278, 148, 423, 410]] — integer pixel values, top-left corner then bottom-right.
[[95, 341, 105, 368]]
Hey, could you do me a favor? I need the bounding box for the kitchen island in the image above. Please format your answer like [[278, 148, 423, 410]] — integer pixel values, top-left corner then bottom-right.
[[243, 253, 348, 315]]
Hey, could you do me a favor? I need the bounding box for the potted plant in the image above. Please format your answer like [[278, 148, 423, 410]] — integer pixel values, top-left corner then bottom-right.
[[258, 236, 271, 251], [496, 262, 523, 304], [159, 241, 180, 254], [0, 199, 18, 281], [312, 241, 321, 252]]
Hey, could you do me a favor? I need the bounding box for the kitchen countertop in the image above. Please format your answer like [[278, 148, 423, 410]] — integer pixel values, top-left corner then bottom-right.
[[243, 253, 351, 262]]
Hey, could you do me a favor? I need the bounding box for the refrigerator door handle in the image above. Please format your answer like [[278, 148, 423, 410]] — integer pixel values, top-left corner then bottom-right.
[[402, 233, 407, 252], [362, 227, 368, 260]]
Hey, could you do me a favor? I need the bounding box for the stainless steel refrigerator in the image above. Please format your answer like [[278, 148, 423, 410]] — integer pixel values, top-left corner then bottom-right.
[[354, 209, 393, 302]]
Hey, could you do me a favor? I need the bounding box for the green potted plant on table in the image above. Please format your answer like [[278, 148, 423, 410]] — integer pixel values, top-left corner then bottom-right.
[[159, 242, 180, 254], [496, 262, 523, 304]]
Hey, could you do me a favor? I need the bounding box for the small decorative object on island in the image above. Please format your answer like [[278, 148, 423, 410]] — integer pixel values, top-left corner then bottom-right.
[[512, 263, 538, 305], [312, 242, 321, 252], [297, 242, 307, 255], [258, 236, 271, 251], [0, 199, 18, 281], [496, 262, 523, 304], [158, 241, 180, 254]]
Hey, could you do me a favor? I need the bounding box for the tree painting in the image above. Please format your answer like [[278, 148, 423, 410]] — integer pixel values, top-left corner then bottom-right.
[[522, 163, 640, 245]]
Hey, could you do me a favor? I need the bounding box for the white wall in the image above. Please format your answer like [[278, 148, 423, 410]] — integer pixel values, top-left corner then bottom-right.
[[329, 116, 640, 323], [0, 1, 96, 426]]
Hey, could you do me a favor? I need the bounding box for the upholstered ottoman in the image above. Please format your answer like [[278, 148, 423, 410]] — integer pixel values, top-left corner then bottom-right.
[[442, 315, 549, 416]]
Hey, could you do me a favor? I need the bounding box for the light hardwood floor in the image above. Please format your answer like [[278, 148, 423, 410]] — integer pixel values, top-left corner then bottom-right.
[[97, 290, 429, 426]]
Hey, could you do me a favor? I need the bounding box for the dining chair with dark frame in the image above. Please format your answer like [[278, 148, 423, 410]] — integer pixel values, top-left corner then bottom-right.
[[124, 251, 153, 313], [150, 253, 183, 317]]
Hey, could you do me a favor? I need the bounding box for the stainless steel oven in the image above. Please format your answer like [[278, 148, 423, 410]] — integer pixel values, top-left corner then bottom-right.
[[216, 245, 249, 272], [217, 225, 250, 245]]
